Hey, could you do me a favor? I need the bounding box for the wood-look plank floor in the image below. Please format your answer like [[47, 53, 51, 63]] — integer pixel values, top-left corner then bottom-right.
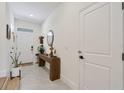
[[0, 77, 6, 89], [0, 77, 20, 90], [6, 77, 20, 90], [20, 64, 71, 90]]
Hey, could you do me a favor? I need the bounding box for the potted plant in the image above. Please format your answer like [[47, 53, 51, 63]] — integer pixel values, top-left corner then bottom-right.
[[37, 44, 45, 54], [10, 51, 22, 79]]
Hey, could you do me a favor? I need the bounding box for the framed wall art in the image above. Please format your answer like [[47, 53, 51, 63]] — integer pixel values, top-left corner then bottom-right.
[[6, 24, 11, 40]]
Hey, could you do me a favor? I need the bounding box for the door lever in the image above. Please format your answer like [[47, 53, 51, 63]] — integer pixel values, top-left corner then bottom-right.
[[79, 55, 84, 59]]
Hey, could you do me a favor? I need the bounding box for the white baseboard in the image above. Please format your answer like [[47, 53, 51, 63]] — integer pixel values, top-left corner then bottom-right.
[[61, 75, 79, 90], [0, 69, 7, 77]]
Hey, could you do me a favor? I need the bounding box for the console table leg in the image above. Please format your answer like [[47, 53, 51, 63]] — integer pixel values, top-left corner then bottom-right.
[[39, 58, 45, 67]]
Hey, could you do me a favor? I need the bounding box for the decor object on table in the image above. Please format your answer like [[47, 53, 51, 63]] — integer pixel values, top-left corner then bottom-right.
[[39, 36, 44, 44], [47, 30, 54, 57], [10, 48, 22, 79], [37, 44, 45, 54]]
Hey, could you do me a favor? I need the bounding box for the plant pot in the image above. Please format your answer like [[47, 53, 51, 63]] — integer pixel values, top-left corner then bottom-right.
[[40, 49, 45, 54], [10, 66, 21, 78]]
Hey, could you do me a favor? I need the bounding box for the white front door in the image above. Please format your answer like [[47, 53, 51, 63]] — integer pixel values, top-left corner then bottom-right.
[[17, 30, 34, 63], [79, 3, 123, 89]]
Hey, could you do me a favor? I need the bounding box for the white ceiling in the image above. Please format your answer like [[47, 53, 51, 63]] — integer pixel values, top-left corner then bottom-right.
[[8, 2, 60, 24]]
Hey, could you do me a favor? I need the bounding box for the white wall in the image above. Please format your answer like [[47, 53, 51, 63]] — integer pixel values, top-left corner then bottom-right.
[[123, 11, 124, 53], [0, 2, 14, 77], [41, 3, 93, 89], [0, 2, 8, 77], [15, 19, 41, 62], [6, 2, 15, 76]]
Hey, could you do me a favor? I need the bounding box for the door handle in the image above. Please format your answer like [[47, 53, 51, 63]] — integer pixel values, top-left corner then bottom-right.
[[79, 55, 84, 59], [31, 45, 33, 51]]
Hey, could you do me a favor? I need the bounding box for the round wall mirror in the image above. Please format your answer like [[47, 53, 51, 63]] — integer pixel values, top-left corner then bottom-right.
[[47, 30, 54, 47]]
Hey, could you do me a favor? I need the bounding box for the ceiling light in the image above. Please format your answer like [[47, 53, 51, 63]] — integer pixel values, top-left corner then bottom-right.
[[30, 14, 33, 17]]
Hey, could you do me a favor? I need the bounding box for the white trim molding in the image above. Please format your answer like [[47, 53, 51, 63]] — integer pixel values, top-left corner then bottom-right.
[[0, 69, 8, 77], [61, 75, 79, 90]]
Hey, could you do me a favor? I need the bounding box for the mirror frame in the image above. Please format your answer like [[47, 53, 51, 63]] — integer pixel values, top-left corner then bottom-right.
[[47, 30, 54, 47]]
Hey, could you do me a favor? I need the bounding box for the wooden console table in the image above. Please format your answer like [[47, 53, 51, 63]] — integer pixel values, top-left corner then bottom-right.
[[39, 54, 60, 81]]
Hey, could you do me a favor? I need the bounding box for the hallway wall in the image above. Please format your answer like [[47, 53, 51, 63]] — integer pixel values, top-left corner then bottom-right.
[[0, 2, 8, 77], [0, 2, 14, 77], [6, 2, 15, 76], [41, 2, 93, 89]]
